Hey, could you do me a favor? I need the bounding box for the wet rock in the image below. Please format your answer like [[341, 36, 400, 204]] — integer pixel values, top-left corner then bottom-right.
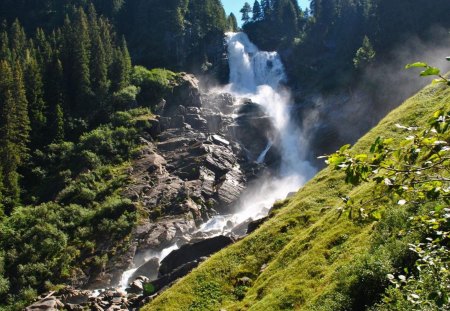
[[147, 119, 161, 138], [231, 218, 253, 236], [166, 73, 202, 109], [170, 115, 185, 128], [229, 100, 278, 161], [185, 114, 208, 131], [148, 259, 204, 294], [247, 216, 269, 234], [25, 297, 62, 311], [211, 134, 229, 146], [130, 258, 160, 281], [203, 92, 235, 114], [159, 235, 234, 276], [136, 217, 195, 251], [205, 114, 223, 132]]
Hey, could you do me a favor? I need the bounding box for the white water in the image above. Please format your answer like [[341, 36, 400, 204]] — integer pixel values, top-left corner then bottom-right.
[[119, 243, 179, 289], [256, 141, 273, 164], [119, 32, 315, 289], [206, 32, 316, 225]]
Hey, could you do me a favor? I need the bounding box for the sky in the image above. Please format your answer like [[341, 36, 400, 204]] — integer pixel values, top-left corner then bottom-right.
[[222, 0, 310, 26]]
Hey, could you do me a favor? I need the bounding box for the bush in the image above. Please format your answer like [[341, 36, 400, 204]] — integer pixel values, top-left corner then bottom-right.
[[131, 66, 179, 105], [112, 85, 140, 110]]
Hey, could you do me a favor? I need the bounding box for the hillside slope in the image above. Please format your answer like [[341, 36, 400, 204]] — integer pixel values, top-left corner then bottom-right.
[[143, 81, 450, 310]]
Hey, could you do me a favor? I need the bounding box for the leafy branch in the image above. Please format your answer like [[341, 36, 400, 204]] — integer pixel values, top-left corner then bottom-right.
[[405, 56, 450, 85]]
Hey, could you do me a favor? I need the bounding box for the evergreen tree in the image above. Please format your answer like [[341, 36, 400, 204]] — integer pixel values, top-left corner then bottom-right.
[[0, 61, 30, 211], [34, 28, 52, 67], [227, 13, 238, 32], [278, 0, 299, 39], [45, 57, 65, 142], [353, 35, 376, 69], [0, 31, 11, 61], [12, 62, 31, 159], [54, 103, 64, 143], [111, 36, 131, 92], [89, 6, 110, 110], [24, 53, 46, 147], [98, 18, 114, 68], [253, 0, 263, 21], [9, 19, 26, 61], [240, 2, 252, 23], [261, 0, 272, 18], [70, 8, 93, 113]]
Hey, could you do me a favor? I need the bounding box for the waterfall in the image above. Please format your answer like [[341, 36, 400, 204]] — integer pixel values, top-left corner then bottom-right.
[[118, 32, 316, 290], [224, 32, 316, 222]]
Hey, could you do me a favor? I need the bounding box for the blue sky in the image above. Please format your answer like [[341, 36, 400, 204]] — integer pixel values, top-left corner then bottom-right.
[[222, 0, 310, 26]]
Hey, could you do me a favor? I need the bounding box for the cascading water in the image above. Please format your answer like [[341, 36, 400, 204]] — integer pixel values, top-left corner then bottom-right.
[[119, 32, 315, 289], [214, 32, 316, 223]]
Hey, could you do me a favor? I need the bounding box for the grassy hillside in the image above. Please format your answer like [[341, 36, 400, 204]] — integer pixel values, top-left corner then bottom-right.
[[143, 81, 450, 310]]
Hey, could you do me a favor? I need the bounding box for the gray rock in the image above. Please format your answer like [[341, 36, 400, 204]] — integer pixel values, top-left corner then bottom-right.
[[247, 216, 269, 234], [159, 235, 234, 277], [130, 257, 160, 281]]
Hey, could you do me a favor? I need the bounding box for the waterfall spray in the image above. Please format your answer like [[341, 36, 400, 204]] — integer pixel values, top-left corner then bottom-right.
[[221, 32, 316, 222]]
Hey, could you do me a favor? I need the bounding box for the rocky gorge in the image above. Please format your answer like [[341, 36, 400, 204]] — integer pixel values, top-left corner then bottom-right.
[[25, 68, 286, 310], [24, 31, 317, 310]]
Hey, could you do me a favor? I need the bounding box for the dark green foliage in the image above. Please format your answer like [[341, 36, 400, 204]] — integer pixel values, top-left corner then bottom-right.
[[131, 66, 180, 106], [242, 0, 303, 50], [252, 1, 263, 21], [244, 0, 450, 92], [24, 54, 47, 147], [227, 13, 239, 32], [240, 2, 252, 23], [0, 108, 152, 307], [353, 35, 376, 69]]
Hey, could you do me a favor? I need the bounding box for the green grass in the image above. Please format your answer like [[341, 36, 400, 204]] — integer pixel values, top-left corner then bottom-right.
[[143, 82, 450, 310]]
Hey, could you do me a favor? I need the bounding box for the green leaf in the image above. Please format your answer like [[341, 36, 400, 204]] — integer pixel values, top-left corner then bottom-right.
[[420, 67, 440, 77], [339, 144, 351, 153], [446, 56, 450, 61], [405, 62, 428, 69]]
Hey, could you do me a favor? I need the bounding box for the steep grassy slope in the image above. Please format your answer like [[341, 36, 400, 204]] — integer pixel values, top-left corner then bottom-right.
[[143, 82, 450, 310]]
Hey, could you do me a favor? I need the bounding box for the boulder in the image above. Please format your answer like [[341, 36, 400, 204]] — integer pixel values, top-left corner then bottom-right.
[[166, 73, 202, 109], [185, 114, 208, 131], [25, 297, 63, 311], [147, 259, 205, 294], [130, 257, 160, 281], [247, 216, 269, 234], [159, 235, 234, 276], [170, 115, 185, 128]]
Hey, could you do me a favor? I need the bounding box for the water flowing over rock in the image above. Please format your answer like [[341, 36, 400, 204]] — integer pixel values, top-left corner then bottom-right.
[[54, 32, 317, 308]]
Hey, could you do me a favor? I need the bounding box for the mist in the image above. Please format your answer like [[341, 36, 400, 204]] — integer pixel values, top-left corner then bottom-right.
[[301, 26, 450, 166]]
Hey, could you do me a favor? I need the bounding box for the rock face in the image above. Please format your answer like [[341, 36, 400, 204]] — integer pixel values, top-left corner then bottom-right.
[[159, 235, 235, 277], [85, 73, 277, 291]]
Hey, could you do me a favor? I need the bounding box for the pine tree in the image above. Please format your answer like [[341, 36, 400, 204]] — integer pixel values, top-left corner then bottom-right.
[[34, 28, 52, 67], [0, 60, 30, 211], [240, 2, 252, 23], [253, 0, 263, 21], [54, 103, 64, 143], [227, 13, 238, 32], [98, 18, 114, 68], [91, 29, 110, 110], [24, 53, 46, 147], [11, 61, 31, 159], [10, 19, 26, 61], [353, 35, 376, 69], [261, 0, 272, 18], [45, 57, 65, 142], [71, 8, 93, 114], [0, 31, 11, 61], [111, 36, 131, 92]]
